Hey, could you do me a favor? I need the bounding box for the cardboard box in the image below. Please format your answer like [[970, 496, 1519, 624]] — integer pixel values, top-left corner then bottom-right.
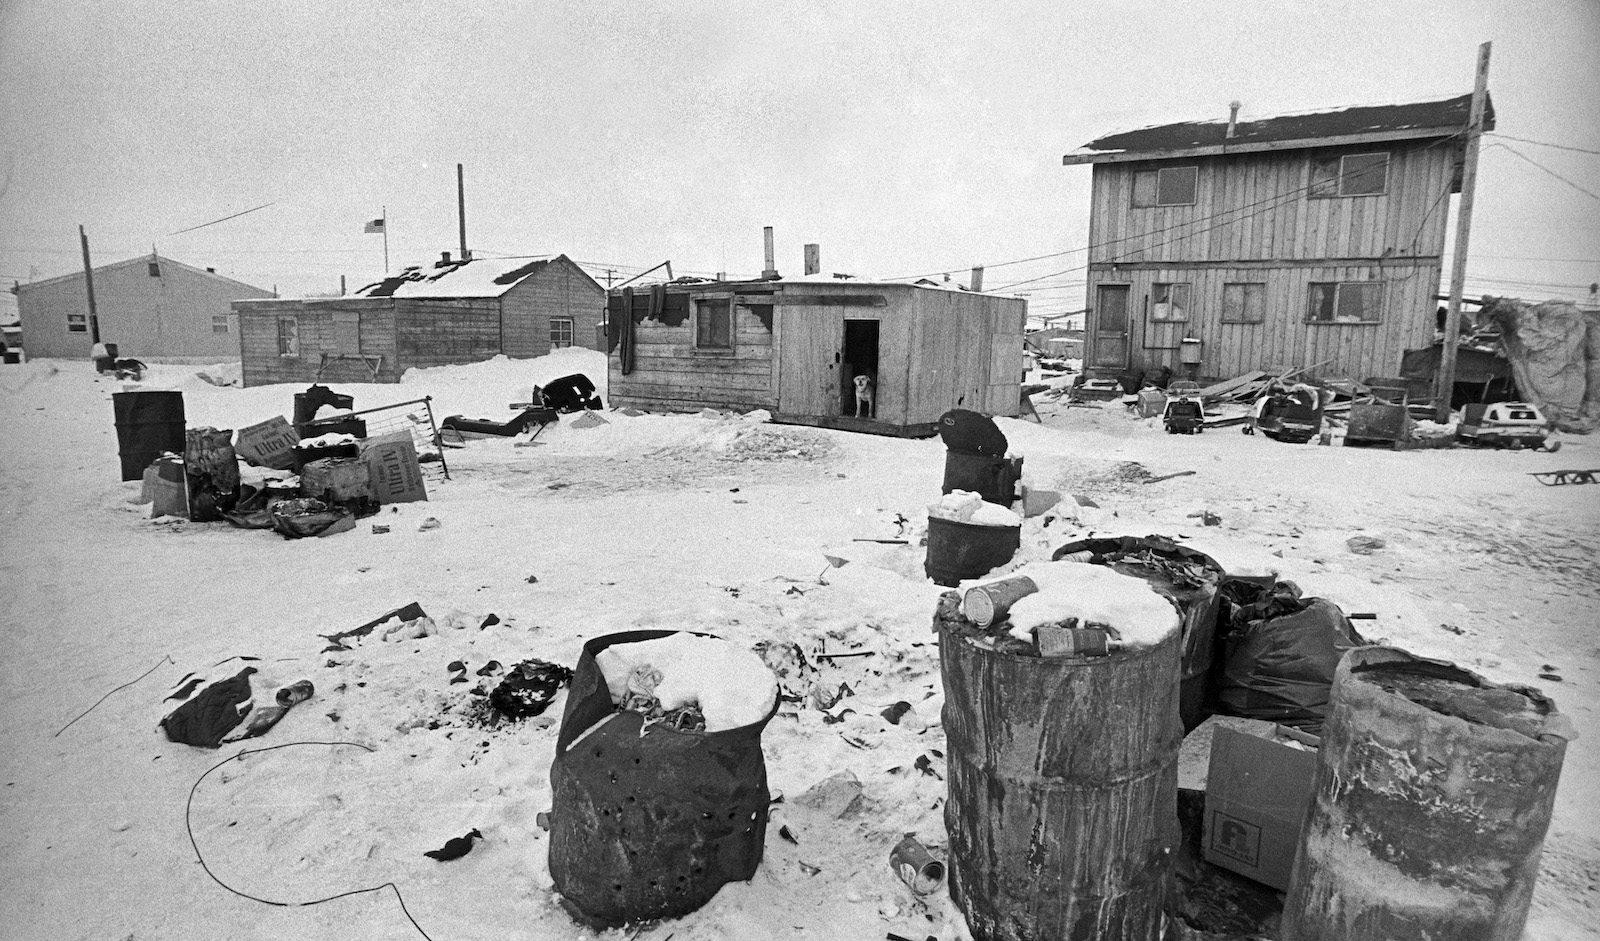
[[360, 431, 428, 504], [1202, 723, 1320, 891], [235, 416, 300, 470]]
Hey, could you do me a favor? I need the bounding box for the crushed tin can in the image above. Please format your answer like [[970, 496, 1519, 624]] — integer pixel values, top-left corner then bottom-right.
[[889, 835, 946, 895]]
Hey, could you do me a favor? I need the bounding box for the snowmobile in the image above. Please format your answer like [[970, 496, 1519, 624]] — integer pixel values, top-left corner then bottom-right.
[[1245, 383, 1324, 443], [1163, 381, 1206, 434], [1457, 402, 1559, 451]]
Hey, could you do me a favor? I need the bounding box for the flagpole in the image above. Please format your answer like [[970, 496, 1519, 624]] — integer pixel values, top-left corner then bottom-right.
[[382, 205, 389, 274]]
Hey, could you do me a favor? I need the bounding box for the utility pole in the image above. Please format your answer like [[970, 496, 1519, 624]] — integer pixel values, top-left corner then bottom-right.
[[457, 163, 469, 261], [78, 225, 101, 344], [604, 269, 616, 288], [1435, 41, 1491, 422]]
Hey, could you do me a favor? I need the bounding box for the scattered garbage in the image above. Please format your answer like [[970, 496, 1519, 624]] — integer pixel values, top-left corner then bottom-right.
[[888, 836, 946, 895], [488, 659, 574, 719], [794, 769, 865, 819], [1344, 534, 1386, 554], [423, 829, 483, 862], [160, 667, 257, 748]]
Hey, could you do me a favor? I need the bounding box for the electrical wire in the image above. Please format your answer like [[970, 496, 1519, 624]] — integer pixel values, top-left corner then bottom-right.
[[185, 740, 434, 941], [54, 655, 174, 737], [1484, 132, 1600, 157], [1482, 143, 1600, 201]]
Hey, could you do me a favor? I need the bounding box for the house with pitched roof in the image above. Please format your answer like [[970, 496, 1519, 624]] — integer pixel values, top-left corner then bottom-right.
[[232, 253, 604, 386], [16, 254, 274, 362], [1061, 93, 1494, 386]]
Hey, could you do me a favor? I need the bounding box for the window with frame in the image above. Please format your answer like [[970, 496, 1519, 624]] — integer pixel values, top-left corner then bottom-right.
[[212, 315, 230, 334], [1133, 166, 1199, 207], [549, 317, 574, 350], [1150, 282, 1190, 322], [695, 299, 732, 349], [1309, 152, 1389, 197], [277, 316, 300, 356], [1308, 282, 1383, 323], [1221, 282, 1266, 323], [67, 313, 88, 333], [148, 261, 161, 277]]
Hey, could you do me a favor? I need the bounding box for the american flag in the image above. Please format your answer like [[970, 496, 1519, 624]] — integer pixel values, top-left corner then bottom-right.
[[364, 218, 385, 234]]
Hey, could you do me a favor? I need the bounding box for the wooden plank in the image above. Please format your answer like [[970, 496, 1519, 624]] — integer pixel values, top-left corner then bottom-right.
[[1198, 369, 1267, 399]]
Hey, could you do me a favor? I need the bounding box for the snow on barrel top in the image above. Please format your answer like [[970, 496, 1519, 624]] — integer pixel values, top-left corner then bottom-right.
[[595, 633, 778, 732], [988, 562, 1181, 648]]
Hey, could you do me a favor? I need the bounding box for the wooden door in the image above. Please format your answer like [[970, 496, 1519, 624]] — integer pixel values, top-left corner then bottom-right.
[[1091, 284, 1131, 370], [777, 306, 844, 416]]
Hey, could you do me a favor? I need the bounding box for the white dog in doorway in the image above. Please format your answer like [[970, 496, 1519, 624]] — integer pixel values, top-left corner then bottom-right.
[[853, 374, 876, 418]]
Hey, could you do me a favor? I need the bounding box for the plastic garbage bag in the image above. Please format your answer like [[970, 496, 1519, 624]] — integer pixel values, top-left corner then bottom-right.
[[1216, 580, 1366, 734]]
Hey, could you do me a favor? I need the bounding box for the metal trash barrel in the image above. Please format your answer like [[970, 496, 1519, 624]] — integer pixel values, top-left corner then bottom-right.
[[548, 630, 777, 927], [1282, 646, 1572, 941], [112, 391, 185, 482], [925, 516, 1021, 588], [937, 598, 1183, 941], [942, 451, 1023, 507]]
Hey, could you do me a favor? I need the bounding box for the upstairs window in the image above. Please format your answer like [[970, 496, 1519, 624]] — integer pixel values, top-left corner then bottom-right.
[[148, 261, 161, 277], [1133, 166, 1198, 207], [1310, 152, 1389, 197], [696, 299, 732, 349], [212, 315, 230, 334], [1308, 282, 1383, 324], [549, 317, 573, 350], [67, 313, 88, 333], [1150, 282, 1190, 321]]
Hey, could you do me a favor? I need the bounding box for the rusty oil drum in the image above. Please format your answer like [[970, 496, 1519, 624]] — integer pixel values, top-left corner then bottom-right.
[[937, 600, 1182, 941], [1282, 646, 1572, 941]]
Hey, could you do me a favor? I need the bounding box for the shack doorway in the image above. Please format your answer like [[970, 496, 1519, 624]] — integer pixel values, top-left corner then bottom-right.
[[841, 319, 881, 419]]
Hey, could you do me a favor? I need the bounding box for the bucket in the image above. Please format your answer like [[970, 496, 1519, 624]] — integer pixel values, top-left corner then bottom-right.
[[942, 451, 1023, 507], [1282, 646, 1572, 941], [293, 384, 354, 426], [113, 391, 186, 482], [548, 630, 777, 927], [937, 601, 1182, 941], [925, 516, 1021, 588]]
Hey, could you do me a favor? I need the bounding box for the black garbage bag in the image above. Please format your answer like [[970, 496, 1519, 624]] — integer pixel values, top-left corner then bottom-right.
[[1216, 579, 1367, 734], [489, 659, 575, 718], [1052, 534, 1226, 732], [270, 497, 355, 539], [548, 630, 776, 928], [937, 408, 1009, 456]]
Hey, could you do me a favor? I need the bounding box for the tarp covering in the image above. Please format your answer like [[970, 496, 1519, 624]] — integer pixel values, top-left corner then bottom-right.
[[1483, 296, 1600, 433]]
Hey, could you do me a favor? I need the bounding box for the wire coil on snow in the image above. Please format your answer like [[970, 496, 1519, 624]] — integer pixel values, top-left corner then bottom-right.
[[183, 740, 434, 941]]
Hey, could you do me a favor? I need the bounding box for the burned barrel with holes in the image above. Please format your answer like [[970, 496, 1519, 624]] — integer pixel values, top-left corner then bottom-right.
[[548, 630, 779, 927], [1282, 646, 1572, 941], [937, 563, 1185, 941]]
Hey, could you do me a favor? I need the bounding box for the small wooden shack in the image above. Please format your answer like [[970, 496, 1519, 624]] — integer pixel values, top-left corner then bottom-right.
[[233, 253, 604, 387], [606, 279, 1026, 436]]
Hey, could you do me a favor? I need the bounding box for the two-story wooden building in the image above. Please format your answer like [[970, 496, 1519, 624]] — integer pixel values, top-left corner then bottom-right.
[[1062, 93, 1493, 385]]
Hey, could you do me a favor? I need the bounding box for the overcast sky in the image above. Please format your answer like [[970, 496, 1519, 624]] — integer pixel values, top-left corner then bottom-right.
[[2, 0, 1597, 321]]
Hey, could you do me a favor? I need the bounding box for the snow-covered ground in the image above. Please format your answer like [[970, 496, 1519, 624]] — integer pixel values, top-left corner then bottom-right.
[[1, 350, 1595, 940]]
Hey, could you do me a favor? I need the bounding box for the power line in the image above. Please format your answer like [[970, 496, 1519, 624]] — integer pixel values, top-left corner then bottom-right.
[[169, 202, 276, 236], [1483, 143, 1600, 201], [1484, 132, 1600, 157]]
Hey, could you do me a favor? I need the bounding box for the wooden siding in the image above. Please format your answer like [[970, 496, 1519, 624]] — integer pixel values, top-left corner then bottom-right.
[[608, 301, 779, 413], [608, 284, 1024, 427], [1087, 141, 1457, 266], [1081, 139, 1457, 382], [1085, 261, 1441, 383], [394, 298, 502, 371], [501, 257, 607, 357], [905, 290, 1026, 422], [235, 299, 400, 387]]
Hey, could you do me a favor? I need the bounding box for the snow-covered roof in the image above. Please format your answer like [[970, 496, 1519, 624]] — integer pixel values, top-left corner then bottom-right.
[[623, 274, 993, 295], [354, 254, 598, 299], [1063, 92, 1494, 165]]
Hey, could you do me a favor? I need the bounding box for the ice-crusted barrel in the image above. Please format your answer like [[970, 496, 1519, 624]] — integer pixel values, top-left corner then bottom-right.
[[936, 590, 1183, 941], [548, 630, 777, 928], [1282, 646, 1571, 941]]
